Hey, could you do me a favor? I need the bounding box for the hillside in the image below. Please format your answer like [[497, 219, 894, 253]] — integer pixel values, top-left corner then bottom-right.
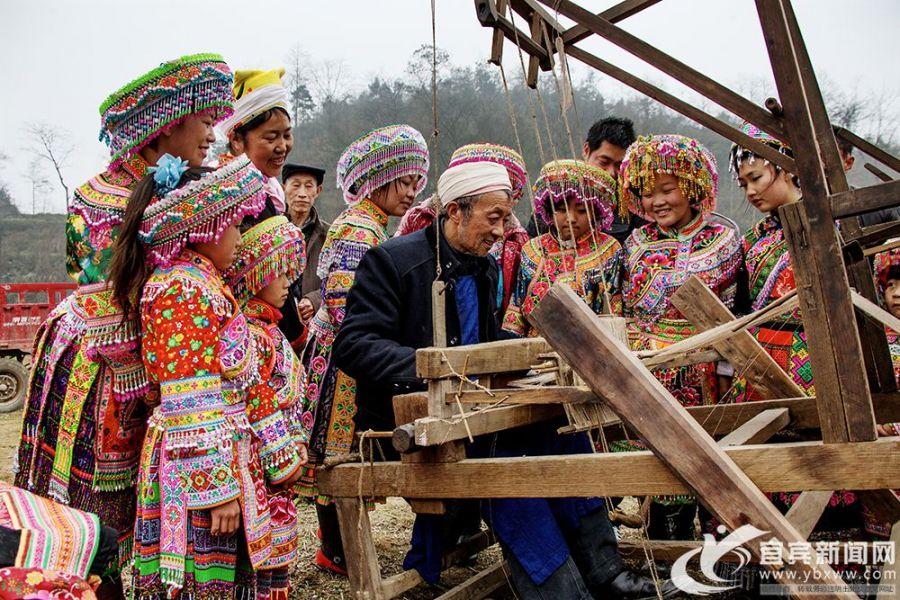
[[0, 213, 68, 283]]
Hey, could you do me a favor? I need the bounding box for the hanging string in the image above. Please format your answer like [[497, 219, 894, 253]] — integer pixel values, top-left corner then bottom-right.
[[430, 0, 442, 281]]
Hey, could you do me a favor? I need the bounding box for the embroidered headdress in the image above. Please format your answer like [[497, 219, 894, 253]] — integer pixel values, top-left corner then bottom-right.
[[225, 216, 306, 305], [336, 124, 429, 205], [99, 53, 234, 169], [728, 121, 793, 176], [873, 248, 900, 296], [139, 154, 266, 267], [449, 143, 528, 201], [217, 68, 292, 139], [533, 159, 618, 230], [619, 134, 718, 220]]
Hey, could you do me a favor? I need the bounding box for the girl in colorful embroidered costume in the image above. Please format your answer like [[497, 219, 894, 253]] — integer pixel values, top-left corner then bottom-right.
[[620, 135, 741, 406], [300, 124, 429, 574], [617, 135, 741, 540], [727, 121, 813, 402], [108, 154, 270, 598], [729, 121, 863, 534], [502, 159, 624, 337], [14, 54, 234, 587], [223, 215, 312, 599]]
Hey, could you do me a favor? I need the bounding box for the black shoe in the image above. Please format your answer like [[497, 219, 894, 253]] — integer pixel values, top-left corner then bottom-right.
[[641, 561, 671, 579], [602, 570, 679, 599]]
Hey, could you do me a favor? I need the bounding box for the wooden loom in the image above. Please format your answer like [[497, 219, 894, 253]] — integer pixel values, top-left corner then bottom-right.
[[316, 1, 900, 598]]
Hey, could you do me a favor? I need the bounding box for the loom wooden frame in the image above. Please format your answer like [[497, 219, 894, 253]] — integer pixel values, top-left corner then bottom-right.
[[317, 2, 900, 599]]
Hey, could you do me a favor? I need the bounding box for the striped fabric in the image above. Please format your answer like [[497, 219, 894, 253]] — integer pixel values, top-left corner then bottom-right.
[[0, 482, 100, 579]]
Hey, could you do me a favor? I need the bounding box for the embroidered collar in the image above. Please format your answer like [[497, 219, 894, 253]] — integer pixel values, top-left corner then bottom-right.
[[657, 211, 705, 240], [121, 153, 150, 180], [182, 248, 219, 276], [356, 198, 389, 228], [244, 297, 283, 324]]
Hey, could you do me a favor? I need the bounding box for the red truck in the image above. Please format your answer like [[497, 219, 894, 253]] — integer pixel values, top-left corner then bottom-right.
[[0, 282, 75, 412]]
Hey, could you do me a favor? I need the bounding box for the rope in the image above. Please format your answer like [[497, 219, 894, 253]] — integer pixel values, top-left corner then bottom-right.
[[430, 0, 442, 281]]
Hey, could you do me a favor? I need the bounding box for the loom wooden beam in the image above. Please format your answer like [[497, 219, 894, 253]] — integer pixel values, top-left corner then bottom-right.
[[563, 45, 795, 173], [846, 221, 900, 248], [488, 0, 509, 64], [830, 180, 900, 219], [716, 409, 833, 539], [378, 531, 497, 599], [780, 0, 851, 199], [424, 389, 900, 442], [417, 337, 551, 379], [865, 162, 896, 183], [525, 10, 544, 88], [834, 126, 900, 174], [671, 276, 804, 399], [535, 0, 787, 140], [394, 394, 464, 514], [759, 0, 876, 443], [434, 562, 510, 600], [852, 290, 900, 335], [717, 409, 790, 446], [560, 0, 663, 45], [396, 403, 561, 452], [474, 0, 552, 69], [319, 438, 900, 499], [844, 251, 898, 393], [529, 283, 854, 598]]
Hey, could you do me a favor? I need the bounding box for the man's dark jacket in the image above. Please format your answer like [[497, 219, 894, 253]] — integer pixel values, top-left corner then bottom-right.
[[278, 206, 329, 349], [332, 221, 499, 433], [299, 206, 329, 311]]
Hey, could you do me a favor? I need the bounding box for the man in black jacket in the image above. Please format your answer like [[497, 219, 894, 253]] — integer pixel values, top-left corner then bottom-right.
[[333, 161, 674, 599]]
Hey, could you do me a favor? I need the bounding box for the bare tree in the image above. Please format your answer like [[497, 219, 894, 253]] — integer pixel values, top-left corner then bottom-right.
[[23, 158, 51, 214], [25, 122, 73, 206], [309, 59, 349, 105], [284, 45, 316, 125]]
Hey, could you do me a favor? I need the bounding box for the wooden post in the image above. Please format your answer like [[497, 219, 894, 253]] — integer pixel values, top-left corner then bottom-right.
[[531, 283, 855, 599], [757, 0, 876, 443], [671, 276, 804, 399], [335, 497, 385, 600], [844, 244, 897, 393]]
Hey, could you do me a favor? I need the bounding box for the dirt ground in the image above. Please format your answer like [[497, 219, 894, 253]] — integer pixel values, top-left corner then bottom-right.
[[0, 408, 512, 599]]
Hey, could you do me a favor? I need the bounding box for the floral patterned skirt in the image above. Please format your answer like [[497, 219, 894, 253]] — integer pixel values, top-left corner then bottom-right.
[[0, 567, 99, 599]]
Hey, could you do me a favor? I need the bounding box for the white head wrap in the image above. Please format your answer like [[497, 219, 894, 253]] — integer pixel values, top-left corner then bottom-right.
[[217, 84, 292, 139], [437, 162, 511, 207]]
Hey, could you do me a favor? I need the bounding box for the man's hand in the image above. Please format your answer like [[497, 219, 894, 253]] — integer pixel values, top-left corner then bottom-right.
[[298, 298, 315, 321], [877, 423, 896, 437], [210, 499, 241, 536]]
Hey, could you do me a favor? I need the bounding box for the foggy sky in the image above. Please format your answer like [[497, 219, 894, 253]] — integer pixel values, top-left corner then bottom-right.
[[1, 0, 897, 213]]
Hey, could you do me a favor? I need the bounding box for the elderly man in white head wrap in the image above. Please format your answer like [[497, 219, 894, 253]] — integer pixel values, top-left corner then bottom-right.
[[437, 161, 515, 257], [332, 157, 677, 600], [326, 158, 514, 587]]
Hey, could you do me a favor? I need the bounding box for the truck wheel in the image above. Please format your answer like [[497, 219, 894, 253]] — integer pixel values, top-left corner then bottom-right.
[[0, 357, 28, 413]]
